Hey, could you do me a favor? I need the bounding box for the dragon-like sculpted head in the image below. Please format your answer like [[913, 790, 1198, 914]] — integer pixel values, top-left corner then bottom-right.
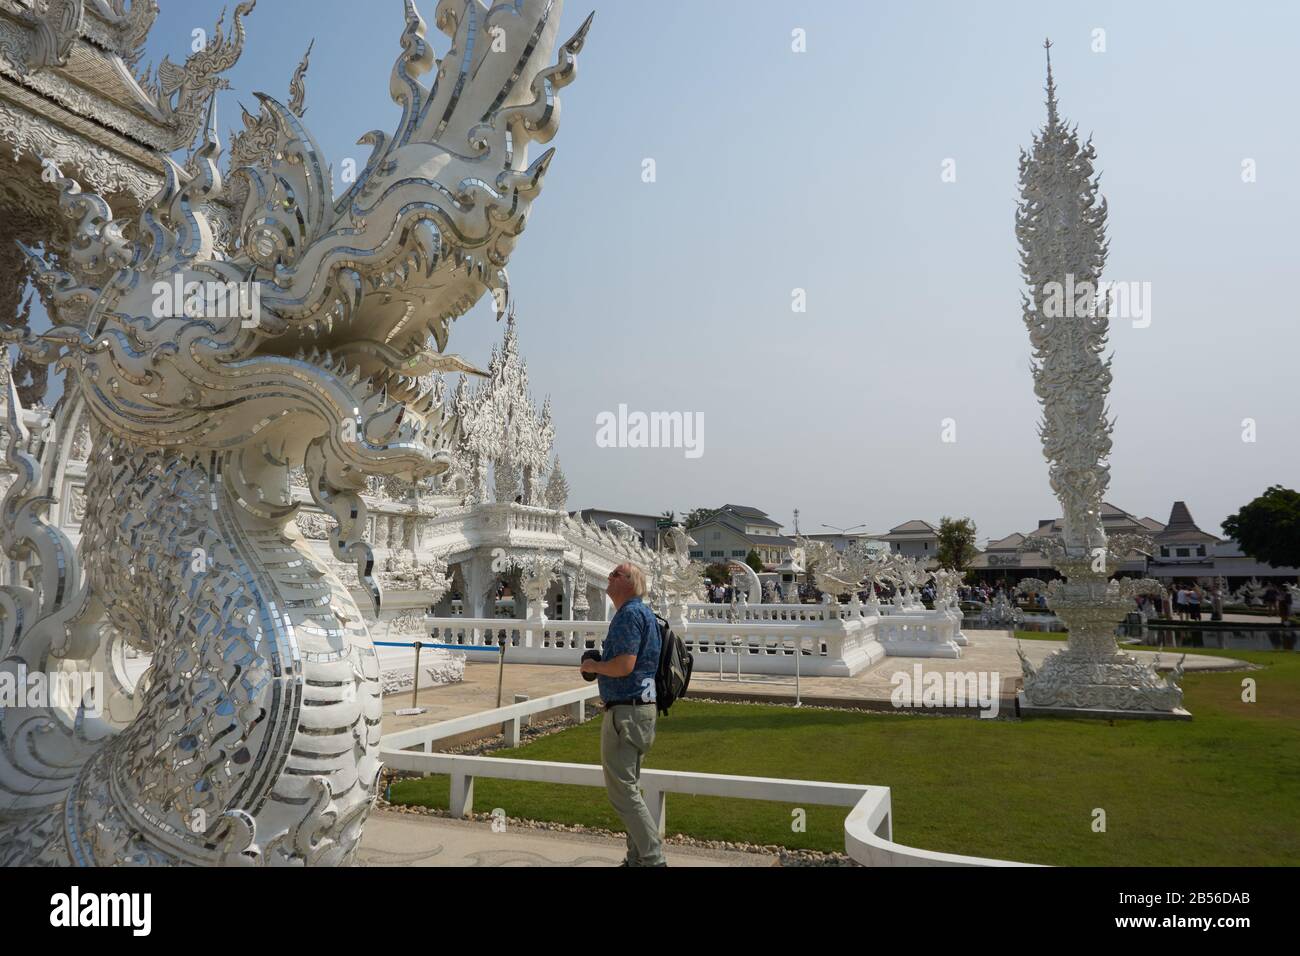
[[0, 0, 591, 866], [11, 0, 591, 592]]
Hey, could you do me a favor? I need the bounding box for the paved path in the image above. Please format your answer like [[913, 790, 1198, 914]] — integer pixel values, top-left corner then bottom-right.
[[383, 661, 590, 735], [357, 809, 777, 867], [379, 632, 1250, 721], [686, 631, 1247, 708]]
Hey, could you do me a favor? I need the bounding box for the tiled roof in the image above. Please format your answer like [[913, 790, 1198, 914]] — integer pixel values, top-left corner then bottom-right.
[[718, 503, 780, 524], [885, 519, 937, 535], [1154, 501, 1219, 544], [985, 532, 1026, 551]]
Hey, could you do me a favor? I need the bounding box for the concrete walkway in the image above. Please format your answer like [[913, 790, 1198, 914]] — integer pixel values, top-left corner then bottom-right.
[[383, 660, 590, 736], [686, 632, 1242, 712], [685, 631, 1247, 709], [356, 809, 777, 867], [380, 631, 1250, 723]]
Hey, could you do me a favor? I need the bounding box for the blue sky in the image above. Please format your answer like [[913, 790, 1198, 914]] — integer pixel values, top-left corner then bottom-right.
[[104, 1, 1300, 540]]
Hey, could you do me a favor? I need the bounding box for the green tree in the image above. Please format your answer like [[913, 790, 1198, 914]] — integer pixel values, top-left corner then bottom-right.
[[685, 507, 716, 529], [745, 549, 764, 573], [936, 516, 978, 574], [1222, 486, 1300, 569], [703, 563, 729, 587]]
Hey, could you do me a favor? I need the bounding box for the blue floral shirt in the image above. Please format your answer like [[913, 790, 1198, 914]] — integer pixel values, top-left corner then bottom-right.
[[598, 597, 660, 704]]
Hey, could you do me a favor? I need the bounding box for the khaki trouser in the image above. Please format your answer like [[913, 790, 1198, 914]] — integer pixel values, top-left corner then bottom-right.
[[600, 703, 664, 866]]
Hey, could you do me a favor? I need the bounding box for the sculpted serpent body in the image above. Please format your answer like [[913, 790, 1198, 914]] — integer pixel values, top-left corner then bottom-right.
[[0, 0, 590, 864]]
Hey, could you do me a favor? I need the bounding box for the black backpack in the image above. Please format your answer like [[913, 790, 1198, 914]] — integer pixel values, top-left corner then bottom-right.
[[650, 613, 693, 716]]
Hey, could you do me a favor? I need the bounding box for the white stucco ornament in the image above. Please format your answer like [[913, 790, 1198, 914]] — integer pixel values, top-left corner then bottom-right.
[[0, 0, 594, 865], [1015, 42, 1184, 716]]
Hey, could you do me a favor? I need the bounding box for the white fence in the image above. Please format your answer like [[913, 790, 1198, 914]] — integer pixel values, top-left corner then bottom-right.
[[378, 687, 1034, 867], [383, 684, 600, 751], [426, 617, 613, 661], [419, 601, 966, 676]]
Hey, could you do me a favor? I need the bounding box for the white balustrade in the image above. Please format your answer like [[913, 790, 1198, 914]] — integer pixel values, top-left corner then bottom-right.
[[424, 616, 611, 663], [875, 609, 963, 659], [417, 601, 964, 674], [382, 745, 1034, 867]]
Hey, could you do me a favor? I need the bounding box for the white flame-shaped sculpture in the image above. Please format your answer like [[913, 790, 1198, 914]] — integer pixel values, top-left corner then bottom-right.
[[1015, 41, 1184, 716]]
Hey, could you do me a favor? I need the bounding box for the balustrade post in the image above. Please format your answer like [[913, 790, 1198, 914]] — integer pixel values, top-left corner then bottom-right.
[[451, 773, 475, 818], [504, 716, 521, 748]]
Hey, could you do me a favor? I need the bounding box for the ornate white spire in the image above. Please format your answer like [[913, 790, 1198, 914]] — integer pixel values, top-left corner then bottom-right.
[[1015, 47, 1183, 715], [1043, 38, 1060, 131], [451, 310, 556, 504], [1016, 40, 1112, 555], [544, 456, 570, 510]]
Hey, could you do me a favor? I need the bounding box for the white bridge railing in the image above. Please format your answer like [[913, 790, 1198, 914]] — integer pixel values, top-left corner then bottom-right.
[[426, 617, 613, 661], [420, 600, 967, 675], [378, 686, 1035, 867]]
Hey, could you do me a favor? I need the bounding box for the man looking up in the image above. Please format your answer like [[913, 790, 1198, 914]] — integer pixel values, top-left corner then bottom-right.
[[580, 562, 665, 867]]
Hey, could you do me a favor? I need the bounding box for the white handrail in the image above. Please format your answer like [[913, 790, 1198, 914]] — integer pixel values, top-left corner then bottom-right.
[[379, 747, 1038, 867], [382, 684, 600, 752]]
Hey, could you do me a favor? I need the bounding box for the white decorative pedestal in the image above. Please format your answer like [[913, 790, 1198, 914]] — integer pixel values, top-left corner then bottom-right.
[[1017, 562, 1188, 720]]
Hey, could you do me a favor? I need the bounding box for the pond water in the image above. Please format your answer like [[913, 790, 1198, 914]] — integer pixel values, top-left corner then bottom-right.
[[1131, 628, 1297, 653]]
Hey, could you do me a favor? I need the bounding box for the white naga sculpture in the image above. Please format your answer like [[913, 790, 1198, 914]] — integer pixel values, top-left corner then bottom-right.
[[1014, 42, 1183, 715], [800, 537, 873, 605], [652, 525, 704, 611], [886, 553, 930, 608], [930, 568, 962, 613], [0, 0, 592, 865]]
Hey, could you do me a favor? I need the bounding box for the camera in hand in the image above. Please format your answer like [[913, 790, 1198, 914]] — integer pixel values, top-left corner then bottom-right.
[[581, 649, 601, 682]]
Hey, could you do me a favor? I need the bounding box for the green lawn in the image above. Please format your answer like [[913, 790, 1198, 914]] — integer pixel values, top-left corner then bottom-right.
[[1014, 629, 1068, 642], [389, 649, 1300, 866]]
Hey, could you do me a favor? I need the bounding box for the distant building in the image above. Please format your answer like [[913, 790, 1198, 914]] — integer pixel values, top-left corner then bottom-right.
[[967, 502, 1162, 583], [1147, 501, 1218, 578], [1210, 539, 1300, 584], [688, 504, 795, 568], [1147, 501, 1299, 584], [969, 499, 1299, 587], [881, 519, 940, 567]]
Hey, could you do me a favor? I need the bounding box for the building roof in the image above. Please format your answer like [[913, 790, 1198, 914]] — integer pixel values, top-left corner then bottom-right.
[[715, 504, 781, 525], [984, 531, 1026, 551], [1028, 501, 1160, 538], [1154, 501, 1219, 545], [689, 509, 794, 549], [574, 508, 669, 524], [883, 519, 938, 538]]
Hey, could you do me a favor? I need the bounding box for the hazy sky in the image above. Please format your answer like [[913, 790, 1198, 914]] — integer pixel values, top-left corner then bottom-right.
[[120, 1, 1299, 542]]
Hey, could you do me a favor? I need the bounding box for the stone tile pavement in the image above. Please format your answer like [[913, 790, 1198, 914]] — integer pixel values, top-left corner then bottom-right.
[[356, 810, 777, 867]]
